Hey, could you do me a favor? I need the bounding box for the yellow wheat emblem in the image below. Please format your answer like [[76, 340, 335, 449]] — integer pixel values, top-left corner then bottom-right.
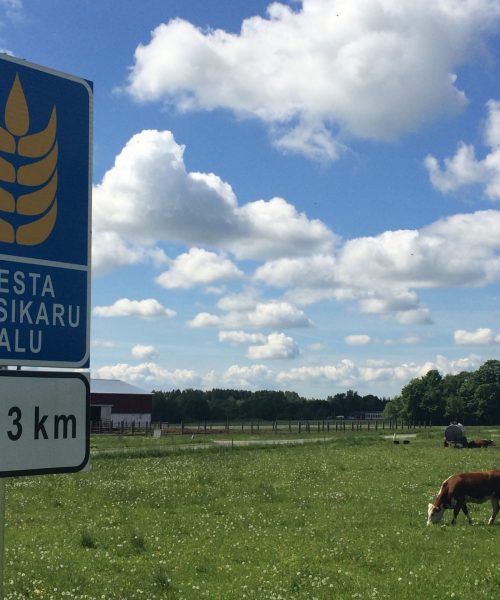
[[0, 73, 58, 245]]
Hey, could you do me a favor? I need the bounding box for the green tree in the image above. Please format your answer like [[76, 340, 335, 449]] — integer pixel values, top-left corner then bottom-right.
[[152, 390, 182, 422], [400, 377, 425, 422], [181, 389, 210, 421], [442, 372, 470, 422], [383, 395, 406, 420], [456, 361, 500, 424], [421, 370, 445, 424], [400, 370, 444, 423], [444, 394, 465, 422]]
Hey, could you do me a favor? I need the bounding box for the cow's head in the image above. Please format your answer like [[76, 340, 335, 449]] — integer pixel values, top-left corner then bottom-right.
[[427, 503, 445, 525]]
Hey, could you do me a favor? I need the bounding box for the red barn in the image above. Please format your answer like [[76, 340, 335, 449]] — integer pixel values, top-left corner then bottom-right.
[[90, 379, 152, 425]]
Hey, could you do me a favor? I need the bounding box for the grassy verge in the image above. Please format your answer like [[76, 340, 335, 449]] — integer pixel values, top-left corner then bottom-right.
[[4, 428, 500, 599]]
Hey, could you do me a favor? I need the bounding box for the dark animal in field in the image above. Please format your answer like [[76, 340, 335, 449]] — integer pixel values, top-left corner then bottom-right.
[[467, 439, 495, 448], [427, 470, 500, 525]]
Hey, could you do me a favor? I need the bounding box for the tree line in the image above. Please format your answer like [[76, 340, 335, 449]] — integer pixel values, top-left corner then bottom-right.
[[384, 359, 500, 425], [152, 388, 388, 422], [152, 360, 500, 425]]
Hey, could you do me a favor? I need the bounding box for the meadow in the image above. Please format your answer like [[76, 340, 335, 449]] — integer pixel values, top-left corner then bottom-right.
[[3, 426, 500, 599]]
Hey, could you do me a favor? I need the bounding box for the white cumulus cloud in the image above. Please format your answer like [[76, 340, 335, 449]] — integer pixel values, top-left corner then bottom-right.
[[276, 354, 483, 387], [93, 298, 176, 319], [126, 0, 500, 159], [247, 332, 299, 360], [277, 359, 359, 387], [92, 230, 169, 276], [131, 344, 159, 360], [256, 209, 500, 323], [425, 100, 500, 200], [345, 334, 372, 346], [219, 331, 267, 345], [217, 364, 275, 389], [188, 300, 313, 330], [92, 362, 199, 388], [155, 248, 243, 289], [454, 328, 500, 345], [92, 129, 334, 273], [92, 129, 500, 326]]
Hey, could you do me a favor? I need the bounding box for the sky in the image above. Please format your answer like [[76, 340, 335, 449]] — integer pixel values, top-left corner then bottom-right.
[[1, 0, 500, 398]]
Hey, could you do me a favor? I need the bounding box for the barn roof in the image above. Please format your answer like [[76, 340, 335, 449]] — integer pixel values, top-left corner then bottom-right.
[[90, 378, 151, 396]]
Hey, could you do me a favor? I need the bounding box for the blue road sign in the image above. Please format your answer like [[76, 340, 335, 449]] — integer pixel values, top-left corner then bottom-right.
[[0, 55, 92, 367]]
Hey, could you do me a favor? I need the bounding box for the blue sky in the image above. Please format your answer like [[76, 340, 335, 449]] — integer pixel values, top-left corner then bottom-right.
[[2, 0, 500, 398]]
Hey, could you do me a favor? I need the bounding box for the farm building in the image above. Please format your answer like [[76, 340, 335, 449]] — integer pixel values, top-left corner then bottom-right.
[[364, 411, 384, 420], [349, 411, 385, 420], [90, 378, 152, 425]]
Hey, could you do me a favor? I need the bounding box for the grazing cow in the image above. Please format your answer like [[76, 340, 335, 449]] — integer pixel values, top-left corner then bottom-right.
[[468, 439, 495, 448], [427, 470, 500, 525]]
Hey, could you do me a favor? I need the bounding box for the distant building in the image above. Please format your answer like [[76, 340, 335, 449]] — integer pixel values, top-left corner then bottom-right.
[[364, 411, 384, 420], [90, 379, 152, 425], [349, 411, 385, 420]]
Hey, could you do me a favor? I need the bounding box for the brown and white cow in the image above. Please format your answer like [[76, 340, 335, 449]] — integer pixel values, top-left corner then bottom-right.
[[427, 470, 500, 525], [468, 439, 495, 448]]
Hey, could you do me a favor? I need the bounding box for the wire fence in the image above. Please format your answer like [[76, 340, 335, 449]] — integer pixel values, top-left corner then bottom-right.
[[90, 418, 431, 436]]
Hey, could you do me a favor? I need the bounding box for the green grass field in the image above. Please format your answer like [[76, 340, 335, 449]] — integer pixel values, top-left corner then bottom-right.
[[3, 427, 500, 599]]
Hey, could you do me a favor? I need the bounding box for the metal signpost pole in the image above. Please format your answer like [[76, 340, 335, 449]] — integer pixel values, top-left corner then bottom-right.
[[0, 477, 5, 599]]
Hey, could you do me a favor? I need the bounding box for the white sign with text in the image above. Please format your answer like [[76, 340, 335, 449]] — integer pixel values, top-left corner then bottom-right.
[[0, 371, 89, 477]]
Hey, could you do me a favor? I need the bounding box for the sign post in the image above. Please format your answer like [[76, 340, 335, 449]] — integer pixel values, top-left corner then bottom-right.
[[0, 478, 5, 599], [0, 54, 92, 596]]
